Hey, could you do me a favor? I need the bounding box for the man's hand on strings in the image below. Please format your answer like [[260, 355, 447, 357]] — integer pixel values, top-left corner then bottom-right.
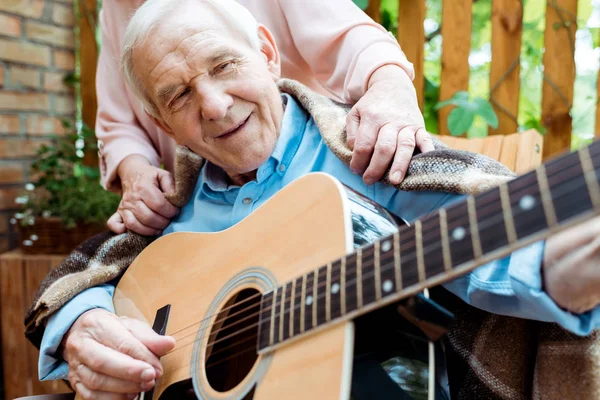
[[62, 308, 176, 399], [346, 65, 434, 186], [544, 215, 600, 314], [107, 155, 179, 237]]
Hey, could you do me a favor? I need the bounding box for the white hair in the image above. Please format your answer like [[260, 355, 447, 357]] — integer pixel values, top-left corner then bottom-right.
[[121, 0, 261, 118]]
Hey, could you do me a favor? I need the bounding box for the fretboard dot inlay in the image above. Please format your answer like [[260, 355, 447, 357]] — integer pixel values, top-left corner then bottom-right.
[[306, 295, 313, 306], [382, 280, 393, 293], [519, 195, 536, 211], [381, 240, 392, 252], [452, 226, 466, 241], [331, 283, 340, 294]]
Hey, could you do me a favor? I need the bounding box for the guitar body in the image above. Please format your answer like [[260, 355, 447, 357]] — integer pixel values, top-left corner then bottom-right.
[[112, 173, 400, 400]]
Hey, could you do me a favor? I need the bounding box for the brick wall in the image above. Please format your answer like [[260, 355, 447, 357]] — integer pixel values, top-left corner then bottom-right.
[[0, 0, 75, 252]]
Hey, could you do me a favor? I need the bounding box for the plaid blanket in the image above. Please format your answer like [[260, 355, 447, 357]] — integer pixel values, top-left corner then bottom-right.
[[24, 80, 599, 399]]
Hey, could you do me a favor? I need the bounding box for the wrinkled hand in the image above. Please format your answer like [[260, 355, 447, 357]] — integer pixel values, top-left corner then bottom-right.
[[347, 65, 434, 186], [543, 216, 600, 314], [63, 308, 176, 399], [107, 155, 179, 236]]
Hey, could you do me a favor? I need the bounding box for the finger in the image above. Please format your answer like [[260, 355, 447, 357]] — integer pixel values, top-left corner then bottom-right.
[[74, 382, 136, 400], [362, 124, 397, 185], [346, 109, 360, 149], [86, 313, 164, 375], [77, 338, 157, 382], [122, 210, 162, 236], [141, 184, 180, 219], [121, 317, 176, 358], [107, 212, 126, 234], [388, 126, 418, 184], [157, 169, 176, 194], [415, 127, 435, 153], [349, 117, 379, 175], [126, 201, 171, 230], [75, 362, 155, 394]]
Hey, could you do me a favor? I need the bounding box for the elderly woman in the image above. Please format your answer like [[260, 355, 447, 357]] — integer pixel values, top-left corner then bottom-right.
[[99, 0, 434, 237], [37, 1, 600, 399]]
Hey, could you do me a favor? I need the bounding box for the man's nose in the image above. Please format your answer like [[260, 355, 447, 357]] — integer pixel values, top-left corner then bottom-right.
[[195, 83, 233, 121]]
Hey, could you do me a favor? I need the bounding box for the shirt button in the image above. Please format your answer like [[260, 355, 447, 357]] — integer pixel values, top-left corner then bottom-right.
[[242, 197, 252, 205], [279, 164, 286, 172]]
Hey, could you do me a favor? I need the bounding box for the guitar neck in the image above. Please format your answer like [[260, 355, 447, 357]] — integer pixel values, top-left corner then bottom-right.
[[257, 140, 600, 352]]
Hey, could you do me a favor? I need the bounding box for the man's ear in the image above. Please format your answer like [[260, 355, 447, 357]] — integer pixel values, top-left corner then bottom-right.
[[146, 110, 175, 139], [257, 24, 281, 80]]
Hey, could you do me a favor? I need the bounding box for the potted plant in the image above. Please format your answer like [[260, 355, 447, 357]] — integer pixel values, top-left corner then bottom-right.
[[13, 122, 120, 254]]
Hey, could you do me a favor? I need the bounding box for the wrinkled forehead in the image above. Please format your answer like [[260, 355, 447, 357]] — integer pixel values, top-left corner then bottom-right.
[[133, 2, 253, 77]]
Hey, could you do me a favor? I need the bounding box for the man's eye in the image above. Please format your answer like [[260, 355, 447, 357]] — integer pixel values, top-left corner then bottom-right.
[[175, 88, 190, 101], [216, 62, 233, 72]]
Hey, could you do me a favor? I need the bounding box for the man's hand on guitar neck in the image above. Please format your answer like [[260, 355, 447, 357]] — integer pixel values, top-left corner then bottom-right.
[[62, 308, 176, 399], [544, 215, 600, 314]]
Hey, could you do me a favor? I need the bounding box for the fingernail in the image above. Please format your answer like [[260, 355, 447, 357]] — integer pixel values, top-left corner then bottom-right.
[[391, 172, 402, 183], [126, 394, 137, 400], [364, 177, 374, 186], [141, 379, 155, 391], [351, 168, 360, 175], [141, 368, 155, 381]]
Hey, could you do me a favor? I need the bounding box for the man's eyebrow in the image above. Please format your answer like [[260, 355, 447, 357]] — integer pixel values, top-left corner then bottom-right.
[[156, 84, 179, 107]]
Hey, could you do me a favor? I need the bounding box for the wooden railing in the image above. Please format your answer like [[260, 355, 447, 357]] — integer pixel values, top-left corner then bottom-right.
[[364, 0, 593, 159]]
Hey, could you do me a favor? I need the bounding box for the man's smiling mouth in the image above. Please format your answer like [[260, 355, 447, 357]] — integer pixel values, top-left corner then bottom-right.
[[216, 114, 251, 139]]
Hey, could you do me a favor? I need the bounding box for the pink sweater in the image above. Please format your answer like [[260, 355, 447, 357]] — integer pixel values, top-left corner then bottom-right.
[[96, 0, 414, 191]]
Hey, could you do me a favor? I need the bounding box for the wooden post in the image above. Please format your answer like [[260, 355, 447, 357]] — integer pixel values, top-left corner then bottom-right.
[[489, 0, 523, 135], [78, 0, 99, 166], [596, 68, 600, 139], [438, 0, 473, 135], [398, 0, 426, 110], [365, 0, 381, 23], [541, 0, 577, 158]]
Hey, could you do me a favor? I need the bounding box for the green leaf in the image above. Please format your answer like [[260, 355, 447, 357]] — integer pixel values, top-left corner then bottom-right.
[[434, 91, 471, 110], [472, 98, 499, 128], [352, 0, 369, 10], [447, 107, 475, 136]]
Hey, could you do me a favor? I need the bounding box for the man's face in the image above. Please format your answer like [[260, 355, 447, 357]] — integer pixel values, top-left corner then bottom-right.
[[134, 3, 283, 178]]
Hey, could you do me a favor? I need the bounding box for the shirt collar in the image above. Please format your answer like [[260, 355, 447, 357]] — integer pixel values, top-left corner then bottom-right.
[[200, 93, 308, 194]]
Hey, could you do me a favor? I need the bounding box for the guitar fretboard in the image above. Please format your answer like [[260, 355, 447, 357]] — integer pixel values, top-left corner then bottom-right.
[[257, 140, 600, 351]]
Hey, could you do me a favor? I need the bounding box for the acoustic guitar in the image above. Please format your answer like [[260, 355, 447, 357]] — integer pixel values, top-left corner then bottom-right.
[[87, 140, 598, 399]]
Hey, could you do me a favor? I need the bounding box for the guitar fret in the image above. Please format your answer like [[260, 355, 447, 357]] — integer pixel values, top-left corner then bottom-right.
[[340, 257, 346, 315], [393, 231, 402, 290], [269, 287, 277, 346], [312, 269, 318, 329], [580, 146, 600, 208], [300, 275, 306, 333], [326, 262, 332, 322], [279, 283, 286, 343], [289, 279, 296, 338], [415, 220, 425, 282], [374, 241, 382, 301], [536, 166, 558, 227], [467, 196, 483, 259], [500, 183, 517, 244], [439, 209, 452, 271], [356, 248, 363, 308]]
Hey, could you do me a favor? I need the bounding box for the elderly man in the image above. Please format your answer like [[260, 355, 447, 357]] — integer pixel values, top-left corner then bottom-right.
[[38, 0, 599, 398]]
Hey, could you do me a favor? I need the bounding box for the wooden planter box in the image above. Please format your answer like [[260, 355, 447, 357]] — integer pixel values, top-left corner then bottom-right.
[[0, 250, 72, 400], [17, 217, 105, 255]]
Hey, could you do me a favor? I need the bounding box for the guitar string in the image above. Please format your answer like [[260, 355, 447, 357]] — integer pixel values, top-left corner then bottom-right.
[[165, 148, 600, 337], [163, 172, 598, 358], [165, 152, 599, 344]]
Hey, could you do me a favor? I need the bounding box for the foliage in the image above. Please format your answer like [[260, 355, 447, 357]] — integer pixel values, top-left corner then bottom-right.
[[434, 91, 498, 136], [15, 123, 120, 229]]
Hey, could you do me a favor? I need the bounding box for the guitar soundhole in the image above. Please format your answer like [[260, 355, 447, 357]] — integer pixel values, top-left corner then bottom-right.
[[205, 288, 261, 393]]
